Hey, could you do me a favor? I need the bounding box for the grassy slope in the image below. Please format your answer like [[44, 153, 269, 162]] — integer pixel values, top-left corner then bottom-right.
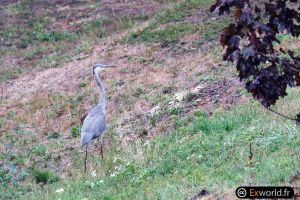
[[0, 0, 158, 82], [1, 0, 300, 199], [26, 90, 300, 200]]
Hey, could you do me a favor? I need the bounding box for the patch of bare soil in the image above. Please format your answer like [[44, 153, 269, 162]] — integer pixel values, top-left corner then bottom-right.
[[101, 0, 161, 17]]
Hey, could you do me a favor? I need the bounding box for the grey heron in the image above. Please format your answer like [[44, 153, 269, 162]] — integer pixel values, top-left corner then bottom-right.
[[80, 63, 115, 172]]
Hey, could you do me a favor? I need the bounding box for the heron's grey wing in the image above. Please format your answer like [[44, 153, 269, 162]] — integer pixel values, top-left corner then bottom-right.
[[80, 106, 106, 146]]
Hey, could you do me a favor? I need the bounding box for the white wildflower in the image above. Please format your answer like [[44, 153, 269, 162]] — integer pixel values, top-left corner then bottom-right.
[[90, 182, 95, 188], [111, 172, 116, 177], [55, 188, 64, 193], [97, 180, 104, 184], [91, 170, 97, 177]]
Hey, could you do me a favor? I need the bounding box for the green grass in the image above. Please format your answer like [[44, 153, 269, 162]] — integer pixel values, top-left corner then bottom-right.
[[195, 17, 231, 45], [124, 0, 215, 45], [71, 126, 81, 138], [31, 144, 47, 156], [31, 169, 59, 184], [154, 0, 212, 24], [36, 31, 76, 42], [126, 23, 196, 45], [19, 89, 300, 200], [38, 51, 72, 68], [0, 68, 23, 83], [125, 2, 230, 46]]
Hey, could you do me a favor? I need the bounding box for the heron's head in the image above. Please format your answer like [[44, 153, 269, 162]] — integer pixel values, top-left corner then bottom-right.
[[93, 63, 116, 74]]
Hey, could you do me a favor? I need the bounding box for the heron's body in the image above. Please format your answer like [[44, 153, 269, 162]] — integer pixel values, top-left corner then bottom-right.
[[80, 105, 106, 145], [80, 64, 114, 172]]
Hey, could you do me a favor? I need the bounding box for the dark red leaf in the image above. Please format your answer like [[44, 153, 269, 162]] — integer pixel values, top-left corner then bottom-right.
[[210, 0, 300, 123], [296, 113, 300, 125]]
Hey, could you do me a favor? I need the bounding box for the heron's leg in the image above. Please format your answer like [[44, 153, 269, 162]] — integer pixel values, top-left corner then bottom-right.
[[84, 145, 88, 173], [100, 136, 104, 160]]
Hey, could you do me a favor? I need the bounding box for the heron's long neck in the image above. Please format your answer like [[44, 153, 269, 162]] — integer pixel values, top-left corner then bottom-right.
[[94, 68, 106, 113]]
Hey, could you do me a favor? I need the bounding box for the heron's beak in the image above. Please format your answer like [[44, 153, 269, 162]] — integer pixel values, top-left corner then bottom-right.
[[104, 65, 117, 68]]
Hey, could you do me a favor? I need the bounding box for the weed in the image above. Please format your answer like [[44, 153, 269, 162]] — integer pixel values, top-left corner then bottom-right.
[[0, 167, 11, 187], [37, 31, 73, 42], [161, 86, 174, 94], [5, 2, 24, 15], [18, 170, 29, 181], [185, 92, 197, 102], [39, 52, 71, 68], [114, 93, 134, 109], [134, 87, 145, 97], [120, 67, 131, 74], [197, 74, 218, 82], [75, 39, 93, 53], [117, 15, 135, 29], [22, 46, 43, 60], [76, 93, 84, 103], [12, 124, 29, 135], [6, 111, 16, 120], [32, 169, 58, 184], [193, 109, 207, 118], [44, 153, 52, 161], [19, 32, 35, 48], [71, 126, 81, 138], [168, 106, 182, 116], [69, 93, 85, 107], [148, 113, 161, 127], [81, 18, 111, 38], [31, 144, 47, 156], [47, 132, 61, 139], [0, 24, 22, 42], [152, 93, 169, 105], [137, 11, 149, 20], [0, 68, 22, 83], [0, 162, 29, 188], [13, 155, 25, 166]]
